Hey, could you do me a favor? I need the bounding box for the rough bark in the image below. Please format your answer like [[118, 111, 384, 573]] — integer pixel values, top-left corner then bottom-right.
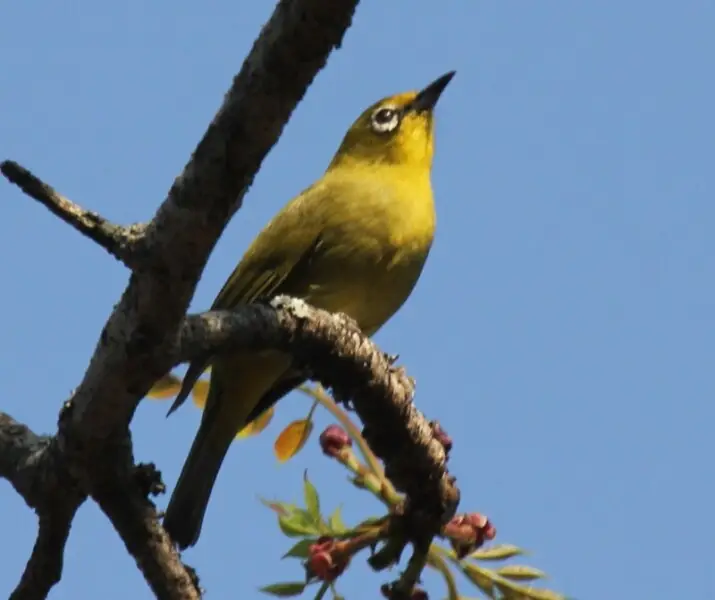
[[0, 1, 459, 598]]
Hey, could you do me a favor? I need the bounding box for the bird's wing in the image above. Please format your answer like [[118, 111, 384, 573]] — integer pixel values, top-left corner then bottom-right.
[[167, 184, 327, 416], [232, 230, 328, 424], [211, 230, 324, 309]]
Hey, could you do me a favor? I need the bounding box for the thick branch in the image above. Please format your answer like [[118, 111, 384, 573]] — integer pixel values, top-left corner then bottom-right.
[[0, 161, 143, 267], [1, 1, 358, 597], [177, 297, 461, 586], [0, 410, 197, 599], [63, 0, 358, 441], [90, 456, 199, 600], [1, 0, 358, 439]]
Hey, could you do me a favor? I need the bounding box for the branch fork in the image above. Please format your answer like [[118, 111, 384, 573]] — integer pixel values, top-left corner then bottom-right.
[[0, 1, 462, 598]]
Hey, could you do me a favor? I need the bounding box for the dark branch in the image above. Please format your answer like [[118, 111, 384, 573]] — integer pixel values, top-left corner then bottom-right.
[[1, 1, 359, 597], [0, 160, 144, 268], [66, 0, 359, 440], [176, 297, 461, 590], [0, 412, 86, 600], [0, 412, 51, 504], [90, 453, 199, 600], [11, 501, 81, 600]]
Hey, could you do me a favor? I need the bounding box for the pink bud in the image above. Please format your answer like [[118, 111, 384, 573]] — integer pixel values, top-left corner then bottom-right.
[[319, 425, 352, 457], [307, 549, 333, 580], [306, 536, 349, 582], [446, 512, 496, 558]]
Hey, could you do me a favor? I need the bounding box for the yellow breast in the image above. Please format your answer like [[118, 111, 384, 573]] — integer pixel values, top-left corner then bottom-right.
[[301, 165, 436, 333]]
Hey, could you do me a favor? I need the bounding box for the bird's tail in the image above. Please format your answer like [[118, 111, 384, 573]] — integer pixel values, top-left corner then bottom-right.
[[163, 353, 290, 549], [162, 386, 236, 550]]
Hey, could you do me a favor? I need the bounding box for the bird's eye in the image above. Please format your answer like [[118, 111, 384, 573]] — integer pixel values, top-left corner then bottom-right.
[[370, 106, 401, 133]]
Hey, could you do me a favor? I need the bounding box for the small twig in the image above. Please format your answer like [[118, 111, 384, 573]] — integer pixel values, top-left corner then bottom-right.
[[318, 426, 401, 507], [10, 502, 81, 600], [302, 385, 388, 482], [426, 549, 460, 600], [0, 160, 144, 267], [395, 548, 429, 597], [0, 412, 51, 502]]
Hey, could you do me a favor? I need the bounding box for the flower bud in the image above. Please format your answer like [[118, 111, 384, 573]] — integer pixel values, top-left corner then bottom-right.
[[446, 512, 496, 558], [319, 425, 352, 457], [306, 536, 349, 582]]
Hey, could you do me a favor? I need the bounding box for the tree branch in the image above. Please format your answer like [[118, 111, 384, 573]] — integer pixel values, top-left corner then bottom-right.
[[90, 455, 200, 600], [0, 161, 144, 268], [176, 297, 461, 589], [1, 1, 359, 597], [10, 500, 81, 600], [0, 412, 50, 503], [0, 412, 85, 600], [65, 0, 359, 441]]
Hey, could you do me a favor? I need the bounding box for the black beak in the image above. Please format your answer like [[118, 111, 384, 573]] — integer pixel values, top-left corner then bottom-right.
[[408, 71, 456, 113]]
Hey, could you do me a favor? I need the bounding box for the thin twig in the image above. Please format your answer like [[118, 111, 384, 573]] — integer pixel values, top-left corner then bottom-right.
[[0, 412, 51, 503], [426, 550, 460, 600], [10, 502, 81, 600], [302, 385, 389, 482], [0, 160, 143, 267]]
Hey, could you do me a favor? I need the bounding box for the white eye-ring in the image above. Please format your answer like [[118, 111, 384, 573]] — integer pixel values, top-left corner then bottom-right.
[[370, 105, 401, 133]]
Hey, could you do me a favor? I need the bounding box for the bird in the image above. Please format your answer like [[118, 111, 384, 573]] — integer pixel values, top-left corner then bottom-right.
[[162, 71, 456, 550]]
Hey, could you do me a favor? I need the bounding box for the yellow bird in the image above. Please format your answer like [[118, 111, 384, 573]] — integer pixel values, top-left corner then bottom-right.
[[162, 71, 455, 549]]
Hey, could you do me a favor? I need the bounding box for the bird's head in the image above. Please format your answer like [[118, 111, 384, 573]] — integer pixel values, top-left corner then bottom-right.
[[330, 71, 455, 170]]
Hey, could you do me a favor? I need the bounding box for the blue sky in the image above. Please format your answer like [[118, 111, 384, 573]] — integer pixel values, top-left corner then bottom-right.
[[1, 2, 713, 599]]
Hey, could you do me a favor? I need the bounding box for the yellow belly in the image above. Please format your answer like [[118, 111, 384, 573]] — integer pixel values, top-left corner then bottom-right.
[[303, 252, 427, 335]]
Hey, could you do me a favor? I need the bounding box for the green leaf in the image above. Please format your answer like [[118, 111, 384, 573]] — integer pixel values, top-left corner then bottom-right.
[[471, 544, 526, 561], [303, 471, 321, 523], [461, 565, 496, 599], [496, 588, 527, 600], [327, 506, 348, 534], [494, 580, 533, 600], [283, 538, 317, 559], [278, 513, 320, 537], [496, 565, 547, 581], [295, 508, 320, 528], [523, 590, 569, 600], [260, 582, 307, 597], [528, 588, 573, 600]]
